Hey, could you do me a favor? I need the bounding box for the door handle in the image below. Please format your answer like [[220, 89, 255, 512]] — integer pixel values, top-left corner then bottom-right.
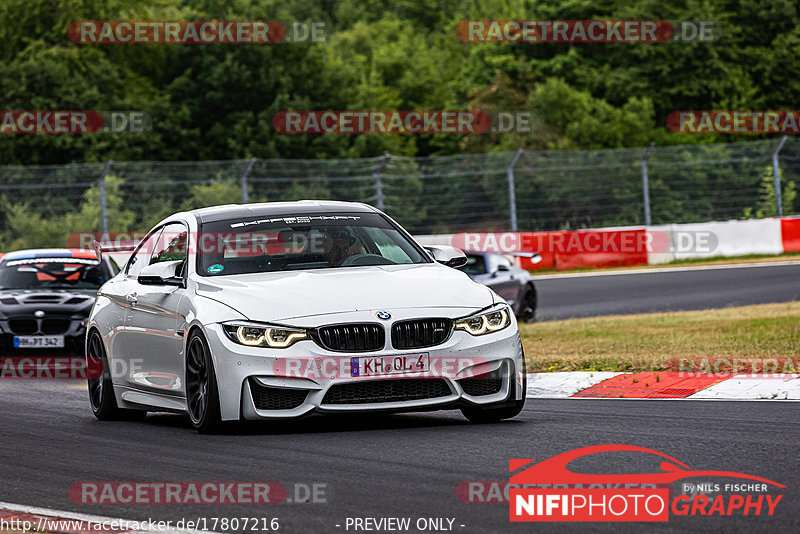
[[127, 293, 138, 306]]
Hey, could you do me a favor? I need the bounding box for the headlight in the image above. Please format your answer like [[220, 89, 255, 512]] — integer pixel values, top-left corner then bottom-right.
[[454, 306, 511, 336], [222, 322, 308, 348]]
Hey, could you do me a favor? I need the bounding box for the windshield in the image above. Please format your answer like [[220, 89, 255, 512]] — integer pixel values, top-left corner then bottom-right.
[[462, 254, 487, 275], [0, 257, 110, 290], [197, 212, 429, 276]]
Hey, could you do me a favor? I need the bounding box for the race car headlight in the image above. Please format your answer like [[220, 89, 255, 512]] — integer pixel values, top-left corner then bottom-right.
[[222, 322, 308, 348], [455, 306, 511, 336]]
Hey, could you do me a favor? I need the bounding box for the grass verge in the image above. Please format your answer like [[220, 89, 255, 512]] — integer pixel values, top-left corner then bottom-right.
[[520, 301, 800, 372]]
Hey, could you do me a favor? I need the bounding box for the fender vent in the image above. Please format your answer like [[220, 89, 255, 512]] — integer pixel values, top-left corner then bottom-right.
[[249, 379, 308, 410], [458, 376, 504, 396]]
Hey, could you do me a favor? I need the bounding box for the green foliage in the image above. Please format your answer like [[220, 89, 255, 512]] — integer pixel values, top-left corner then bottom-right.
[[180, 179, 245, 211], [743, 166, 796, 219], [0, 175, 135, 249], [2, 0, 798, 165]]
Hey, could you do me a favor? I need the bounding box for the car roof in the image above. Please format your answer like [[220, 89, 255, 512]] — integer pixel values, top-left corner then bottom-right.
[[191, 200, 378, 223], [0, 248, 98, 262]]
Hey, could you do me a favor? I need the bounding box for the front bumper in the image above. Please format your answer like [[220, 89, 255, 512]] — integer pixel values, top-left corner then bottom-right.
[[203, 315, 524, 421], [0, 317, 87, 357]]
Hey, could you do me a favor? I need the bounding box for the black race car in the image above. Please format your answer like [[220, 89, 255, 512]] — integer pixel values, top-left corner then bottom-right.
[[462, 252, 540, 322], [0, 249, 117, 356]]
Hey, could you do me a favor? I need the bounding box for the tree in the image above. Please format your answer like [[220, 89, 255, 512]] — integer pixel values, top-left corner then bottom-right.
[[743, 166, 796, 219], [180, 179, 245, 211], [0, 175, 135, 249]]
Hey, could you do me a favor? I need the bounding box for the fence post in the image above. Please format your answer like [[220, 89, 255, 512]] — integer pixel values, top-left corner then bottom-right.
[[506, 148, 523, 231], [773, 136, 788, 217], [641, 142, 655, 226], [98, 160, 113, 234], [374, 152, 389, 211], [240, 157, 256, 204]]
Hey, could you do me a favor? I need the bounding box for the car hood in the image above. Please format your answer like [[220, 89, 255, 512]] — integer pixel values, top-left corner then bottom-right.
[[0, 288, 97, 316], [193, 263, 495, 322]]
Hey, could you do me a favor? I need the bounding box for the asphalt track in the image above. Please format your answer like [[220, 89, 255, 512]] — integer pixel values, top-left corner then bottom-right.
[[2, 263, 799, 534], [534, 261, 800, 320], [0, 381, 797, 534]]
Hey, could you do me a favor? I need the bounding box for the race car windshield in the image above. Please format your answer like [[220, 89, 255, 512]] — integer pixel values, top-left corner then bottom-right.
[[198, 212, 429, 276], [0, 258, 109, 290], [462, 254, 488, 275]]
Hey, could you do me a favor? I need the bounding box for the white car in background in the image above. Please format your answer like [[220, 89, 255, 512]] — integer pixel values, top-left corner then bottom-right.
[[87, 201, 526, 432]]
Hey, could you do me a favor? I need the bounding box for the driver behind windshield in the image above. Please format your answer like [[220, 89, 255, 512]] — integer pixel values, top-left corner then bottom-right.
[[0, 258, 109, 290], [199, 212, 427, 275], [308, 228, 361, 267]]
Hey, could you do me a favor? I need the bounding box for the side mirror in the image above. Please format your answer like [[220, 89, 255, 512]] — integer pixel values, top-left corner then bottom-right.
[[425, 246, 468, 269], [138, 260, 185, 287], [491, 263, 511, 277], [511, 252, 543, 265]]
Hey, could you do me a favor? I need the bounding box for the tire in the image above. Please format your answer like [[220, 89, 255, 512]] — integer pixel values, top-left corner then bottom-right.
[[461, 355, 527, 423], [185, 330, 224, 434], [516, 283, 537, 323], [86, 330, 146, 421]]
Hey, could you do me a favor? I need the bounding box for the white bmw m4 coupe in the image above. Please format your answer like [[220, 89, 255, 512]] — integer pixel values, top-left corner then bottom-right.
[[87, 201, 526, 432]]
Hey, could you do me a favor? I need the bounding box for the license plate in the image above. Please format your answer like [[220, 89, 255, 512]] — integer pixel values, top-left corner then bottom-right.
[[350, 354, 430, 377], [13, 336, 65, 348]]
